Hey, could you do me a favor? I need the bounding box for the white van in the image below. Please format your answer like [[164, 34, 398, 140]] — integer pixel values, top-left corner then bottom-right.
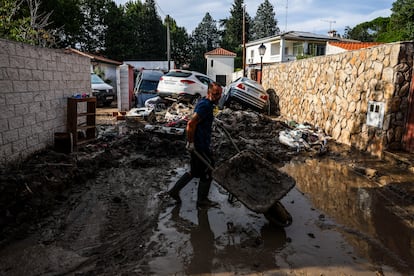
[[134, 70, 164, 107]]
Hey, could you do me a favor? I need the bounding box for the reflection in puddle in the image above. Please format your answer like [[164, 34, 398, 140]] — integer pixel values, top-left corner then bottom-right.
[[282, 158, 414, 274], [147, 170, 288, 275], [146, 159, 412, 275]]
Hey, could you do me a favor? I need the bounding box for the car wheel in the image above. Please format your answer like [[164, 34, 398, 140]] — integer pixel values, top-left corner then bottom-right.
[[263, 201, 292, 227], [266, 88, 279, 116]]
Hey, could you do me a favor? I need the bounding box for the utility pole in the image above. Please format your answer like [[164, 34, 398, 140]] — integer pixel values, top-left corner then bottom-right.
[[242, 3, 246, 77], [166, 15, 171, 71]]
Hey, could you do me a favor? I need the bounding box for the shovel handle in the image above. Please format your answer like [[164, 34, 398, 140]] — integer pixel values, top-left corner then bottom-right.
[[214, 118, 240, 153], [192, 149, 215, 171]]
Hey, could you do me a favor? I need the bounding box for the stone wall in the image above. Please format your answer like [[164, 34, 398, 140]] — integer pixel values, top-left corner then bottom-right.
[[0, 39, 91, 165], [262, 41, 414, 157]]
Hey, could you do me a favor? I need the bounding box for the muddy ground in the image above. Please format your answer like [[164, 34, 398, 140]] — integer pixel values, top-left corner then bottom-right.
[[0, 107, 413, 275]]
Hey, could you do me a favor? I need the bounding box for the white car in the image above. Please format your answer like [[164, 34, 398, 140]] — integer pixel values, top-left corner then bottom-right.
[[156, 69, 215, 103], [219, 77, 270, 113], [91, 73, 115, 107]]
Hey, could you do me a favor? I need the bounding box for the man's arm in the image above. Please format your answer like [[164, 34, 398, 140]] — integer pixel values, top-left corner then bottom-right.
[[186, 113, 200, 143]]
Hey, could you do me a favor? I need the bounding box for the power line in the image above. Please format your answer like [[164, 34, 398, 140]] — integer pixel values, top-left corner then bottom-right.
[[154, 0, 166, 17], [321, 19, 336, 31]]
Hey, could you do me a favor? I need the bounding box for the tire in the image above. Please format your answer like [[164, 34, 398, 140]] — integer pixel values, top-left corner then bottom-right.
[[263, 201, 292, 227], [266, 88, 279, 116]]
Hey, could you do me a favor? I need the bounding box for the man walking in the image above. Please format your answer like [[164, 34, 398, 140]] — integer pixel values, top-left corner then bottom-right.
[[168, 82, 223, 208]]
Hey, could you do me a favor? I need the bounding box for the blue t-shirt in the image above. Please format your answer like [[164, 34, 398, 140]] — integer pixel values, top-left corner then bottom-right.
[[194, 98, 214, 151]]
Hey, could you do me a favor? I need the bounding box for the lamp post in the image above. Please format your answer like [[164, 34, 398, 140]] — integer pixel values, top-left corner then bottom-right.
[[258, 43, 266, 84]]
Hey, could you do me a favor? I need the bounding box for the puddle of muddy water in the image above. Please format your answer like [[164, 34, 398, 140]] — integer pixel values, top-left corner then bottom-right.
[[281, 158, 414, 274], [141, 159, 411, 275]]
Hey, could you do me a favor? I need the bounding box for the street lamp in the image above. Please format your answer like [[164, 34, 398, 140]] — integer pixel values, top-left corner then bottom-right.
[[258, 43, 266, 84]]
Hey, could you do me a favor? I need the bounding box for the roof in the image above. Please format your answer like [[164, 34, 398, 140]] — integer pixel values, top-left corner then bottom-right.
[[66, 48, 123, 65], [246, 31, 341, 46], [328, 41, 383, 50], [204, 47, 237, 57]]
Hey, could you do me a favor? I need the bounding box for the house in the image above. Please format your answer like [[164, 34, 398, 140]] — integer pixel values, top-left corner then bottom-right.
[[67, 48, 123, 93], [245, 31, 342, 81], [326, 41, 383, 55], [244, 31, 385, 82], [204, 47, 237, 86]]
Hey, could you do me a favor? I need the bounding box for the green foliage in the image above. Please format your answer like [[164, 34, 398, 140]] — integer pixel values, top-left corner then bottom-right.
[[166, 16, 191, 68], [39, 0, 83, 48], [251, 0, 279, 40], [344, 0, 414, 43], [343, 17, 390, 42], [389, 0, 414, 41], [296, 54, 313, 60], [221, 0, 251, 52], [103, 1, 129, 61], [0, 0, 57, 46], [188, 12, 220, 72]]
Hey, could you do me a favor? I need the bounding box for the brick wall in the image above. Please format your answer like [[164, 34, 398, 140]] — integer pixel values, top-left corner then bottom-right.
[[0, 39, 90, 165], [262, 41, 414, 157]]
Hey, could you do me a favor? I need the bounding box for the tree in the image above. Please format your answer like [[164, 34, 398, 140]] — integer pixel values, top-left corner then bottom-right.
[[221, 0, 251, 69], [251, 0, 279, 40], [139, 0, 166, 60], [103, 1, 129, 61], [389, 0, 414, 41], [189, 12, 220, 73], [165, 15, 191, 69], [0, 0, 57, 46], [77, 0, 112, 52], [343, 17, 390, 42], [39, 0, 83, 48]]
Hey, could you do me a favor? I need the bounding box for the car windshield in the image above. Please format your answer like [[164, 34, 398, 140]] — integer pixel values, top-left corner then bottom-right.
[[166, 71, 192, 78], [140, 80, 159, 92], [91, 74, 105, 84]]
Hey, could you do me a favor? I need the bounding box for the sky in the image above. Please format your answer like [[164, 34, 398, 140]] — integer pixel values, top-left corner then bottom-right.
[[114, 0, 394, 36]]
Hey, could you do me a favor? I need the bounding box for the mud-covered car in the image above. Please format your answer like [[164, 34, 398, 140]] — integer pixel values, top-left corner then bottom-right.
[[134, 70, 164, 107], [219, 77, 278, 114]]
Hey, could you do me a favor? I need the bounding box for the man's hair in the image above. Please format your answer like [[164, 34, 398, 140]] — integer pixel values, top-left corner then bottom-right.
[[208, 82, 222, 92]]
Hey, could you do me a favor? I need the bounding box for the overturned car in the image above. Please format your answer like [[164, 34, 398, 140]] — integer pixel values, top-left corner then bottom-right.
[[218, 77, 278, 115]]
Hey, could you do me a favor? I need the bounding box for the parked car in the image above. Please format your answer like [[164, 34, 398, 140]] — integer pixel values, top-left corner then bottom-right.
[[91, 73, 115, 107], [134, 70, 164, 107], [156, 69, 215, 103], [218, 77, 270, 113]]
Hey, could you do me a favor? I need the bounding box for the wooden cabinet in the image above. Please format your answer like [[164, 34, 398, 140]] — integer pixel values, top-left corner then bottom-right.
[[67, 97, 96, 149]]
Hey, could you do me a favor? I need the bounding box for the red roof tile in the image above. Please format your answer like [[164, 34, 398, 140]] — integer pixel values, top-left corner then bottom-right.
[[329, 41, 383, 51], [205, 47, 236, 57]]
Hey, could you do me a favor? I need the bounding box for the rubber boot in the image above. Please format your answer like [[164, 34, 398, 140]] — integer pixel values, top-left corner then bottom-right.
[[168, 172, 192, 203], [197, 178, 217, 208]]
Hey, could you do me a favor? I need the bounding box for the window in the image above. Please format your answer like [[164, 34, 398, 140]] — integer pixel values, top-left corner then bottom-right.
[[293, 43, 304, 56], [270, 43, 280, 55], [307, 43, 326, 56], [250, 50, 254, 58], [211, 60, 214, 67]]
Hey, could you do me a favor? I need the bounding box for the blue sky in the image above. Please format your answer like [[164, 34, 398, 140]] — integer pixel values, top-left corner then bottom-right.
[[115, 0, 394, 36]]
